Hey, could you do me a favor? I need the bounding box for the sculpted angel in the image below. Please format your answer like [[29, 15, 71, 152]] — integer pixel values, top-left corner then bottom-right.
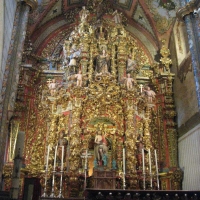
[[143, 86, 156, 103], [123, 73, 136, 90]]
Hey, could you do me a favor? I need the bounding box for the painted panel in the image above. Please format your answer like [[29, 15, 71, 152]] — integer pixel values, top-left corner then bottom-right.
[[114, 0, 133, 10]]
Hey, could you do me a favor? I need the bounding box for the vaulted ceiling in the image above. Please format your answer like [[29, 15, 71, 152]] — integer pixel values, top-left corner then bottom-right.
[[28, 0, 179, 61]]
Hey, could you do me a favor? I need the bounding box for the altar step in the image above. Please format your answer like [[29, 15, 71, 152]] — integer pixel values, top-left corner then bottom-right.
[[0, 191, 10, 200], [85, 189, 200, 199], [40, 198, 84, 200], [40, 190, 200, 200]]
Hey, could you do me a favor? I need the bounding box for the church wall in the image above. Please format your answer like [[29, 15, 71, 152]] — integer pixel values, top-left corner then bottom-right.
[[174, 71, 198, 129], [170, 21, 199, 136], [170, 16, 200, 190], [0, 0, 17, 92], [0, 1, 4, 91], [178, 124, 200, 190]]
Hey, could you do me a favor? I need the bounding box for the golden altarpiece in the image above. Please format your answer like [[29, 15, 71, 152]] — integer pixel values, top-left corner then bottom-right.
[[3, 6, 182, 199]]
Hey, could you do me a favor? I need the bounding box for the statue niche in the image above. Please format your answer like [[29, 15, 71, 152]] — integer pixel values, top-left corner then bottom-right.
[[94, 130, 108, 166]]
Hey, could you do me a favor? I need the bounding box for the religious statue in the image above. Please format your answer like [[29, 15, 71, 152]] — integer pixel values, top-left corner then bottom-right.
[[143, 86, 156, 103], [123, 73, 136, 90], [95, 48, 110, 74], [69, 26, 79, 42], [74, 71, 83, 87], [112, 10, 122, 24], [79, 6, 89, 24], [127, 54, 137, 72], [68, 44, 81, 66], [63, 44, 68, 68], [48, 79, 57, 96], [94, 131, 107, 166]]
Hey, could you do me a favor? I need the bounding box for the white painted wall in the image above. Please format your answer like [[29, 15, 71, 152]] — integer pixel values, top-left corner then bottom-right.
[[0, 0, 17, 92], [178, 124, 200, 190]]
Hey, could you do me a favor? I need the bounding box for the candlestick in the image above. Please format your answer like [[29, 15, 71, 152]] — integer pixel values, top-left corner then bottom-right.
[[61, 146, 64, 171], [148, 149, 152, 174], [123, 148, 126, 190], [155, 149, 160, 190], [42, 145, 50, 197], [46, 145, 50, 170], [85, 149, 88, 170], [53, 146, 57, 171], [142, 148, 146, 190], [123, 148, 125, 174], [149, 149, 152, 189], [142, 148, 145, 173], [155, 149, 158, 174]]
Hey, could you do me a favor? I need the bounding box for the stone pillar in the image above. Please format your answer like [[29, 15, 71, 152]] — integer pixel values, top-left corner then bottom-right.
[[177, 0, 200, 109], [0, 0, 37, 186]]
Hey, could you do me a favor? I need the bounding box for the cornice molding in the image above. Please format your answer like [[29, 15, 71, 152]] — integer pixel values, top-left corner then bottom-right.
[[176, 0, 199, 21]]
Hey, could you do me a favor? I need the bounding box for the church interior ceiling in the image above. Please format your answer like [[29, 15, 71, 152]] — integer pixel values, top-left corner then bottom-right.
[[28, 0, 179, 60]]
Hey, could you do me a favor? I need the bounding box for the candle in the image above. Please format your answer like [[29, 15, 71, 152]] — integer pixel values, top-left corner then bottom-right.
[[53, 146, 57, 171], [46, 145, 50, 171], [155, 149, 159, 190], [142, 148, 145, 173], [61, 146, 64, 171], [123, 148, 125, 174], [148, 149, 152, 174], [155, 150, 158, 174], [140, 84, 143, 93], [85, 149, 88, 170]]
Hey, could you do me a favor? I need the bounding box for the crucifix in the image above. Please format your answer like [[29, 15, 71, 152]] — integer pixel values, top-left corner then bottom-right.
[[81, 149, 92, 189], [47, 78, 52, 85]]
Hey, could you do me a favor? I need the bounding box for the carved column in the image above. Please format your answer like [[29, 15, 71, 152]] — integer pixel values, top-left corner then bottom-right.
[[0, 0, 37, 187], [124, 98, 138, 189]]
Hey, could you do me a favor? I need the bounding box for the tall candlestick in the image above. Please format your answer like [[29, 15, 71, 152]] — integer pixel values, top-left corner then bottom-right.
[[142, 148, 146, 190], [42, 145, 50, 197], [155, 149, 158, 174], [149, 149, 152, 189], [53, 146, 57, 171], [122, 148, 126, 190], [85, 149, 88, 170], [142, 148, 145, 173], [46, 145, 50, 170], [123, 148, 125, 174], [61, 146, 64, 171], [148, 149, 152, 174], [155, 149, 160, 190]]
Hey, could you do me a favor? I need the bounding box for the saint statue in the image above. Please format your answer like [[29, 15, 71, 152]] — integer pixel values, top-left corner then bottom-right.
[[112, 10, 122, 24], [95, 49, 110, 74], [48, 79, 57, 96], [94, 131, 107, 166], [68, 44, 81, 66], [79, 6, 89, 24], [143, 86, 156, 103], [127, 54, 137, 72]]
